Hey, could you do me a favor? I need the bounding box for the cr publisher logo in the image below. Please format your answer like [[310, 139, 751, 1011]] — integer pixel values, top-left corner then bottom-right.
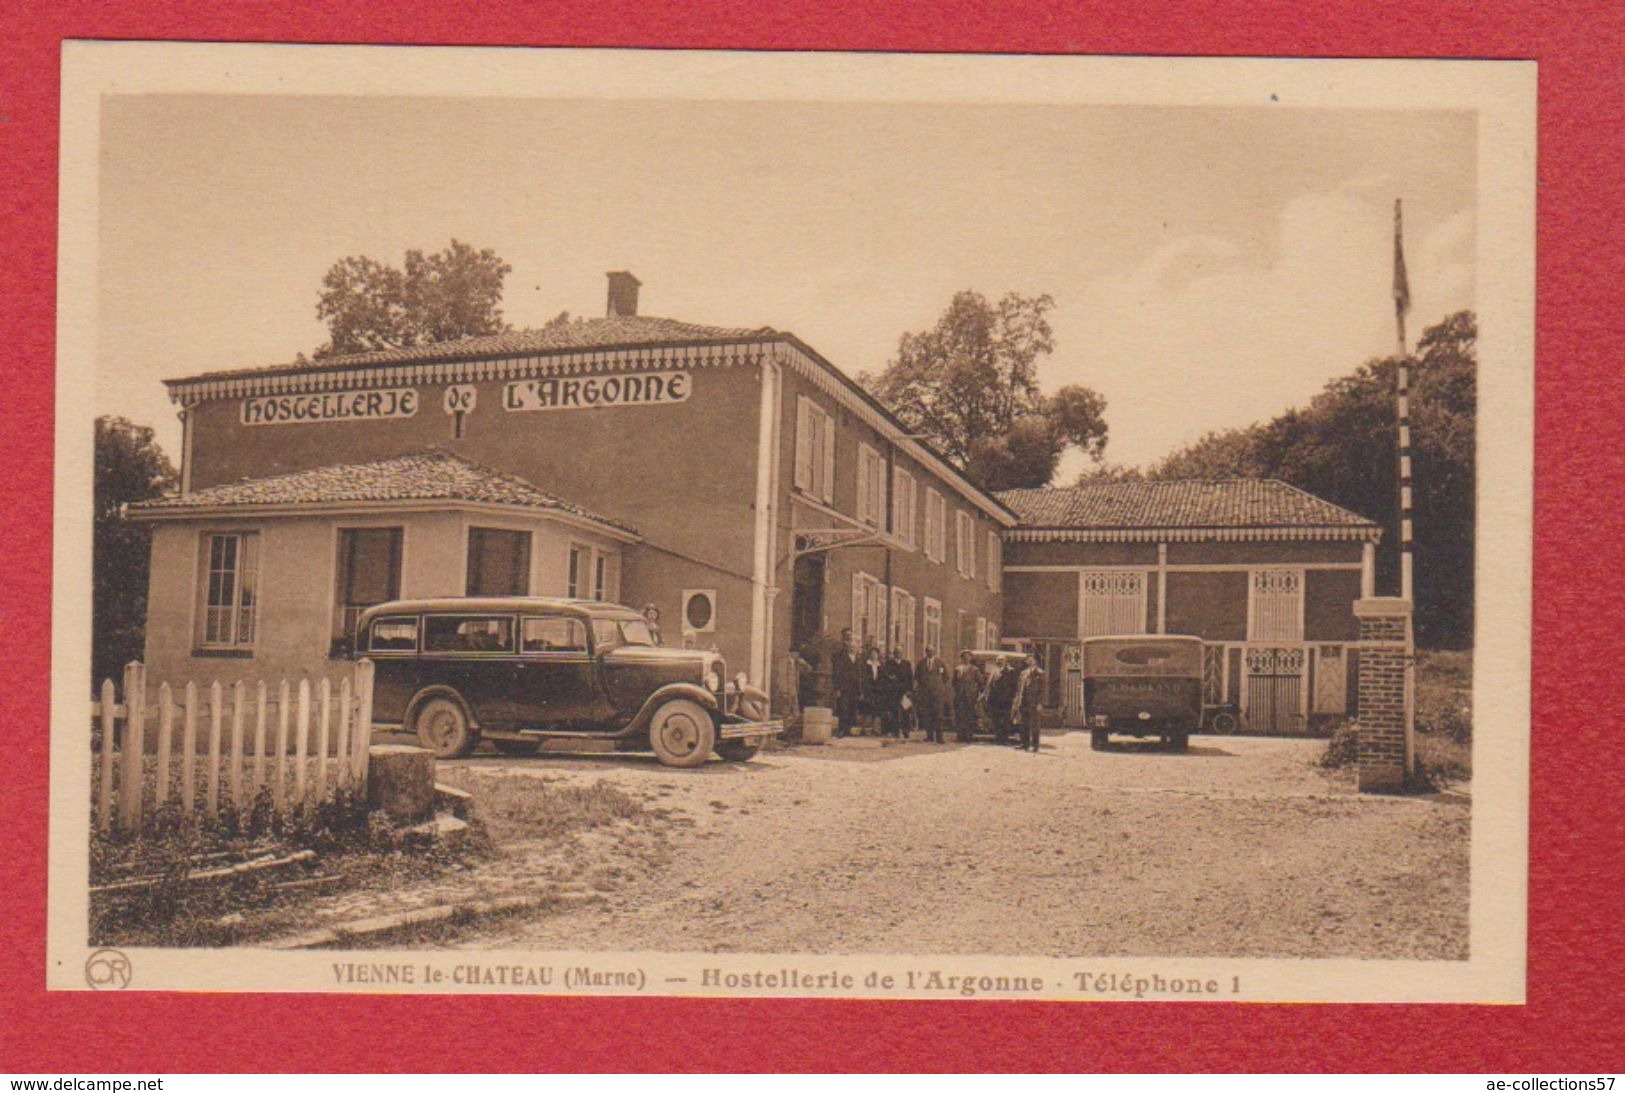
[[85, 948, 132, 990]]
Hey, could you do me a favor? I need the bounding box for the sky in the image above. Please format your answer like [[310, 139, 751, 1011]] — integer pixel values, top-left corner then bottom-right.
[[97, 94, 1475, 475]]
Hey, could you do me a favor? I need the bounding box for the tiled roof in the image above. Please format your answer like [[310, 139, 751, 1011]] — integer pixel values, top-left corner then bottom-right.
[[128, 451, 639, 535], [995, 479, 1377, 530], [167, 316, 778, 386]]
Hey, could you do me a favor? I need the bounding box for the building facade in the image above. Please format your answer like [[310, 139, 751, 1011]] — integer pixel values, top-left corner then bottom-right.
[[132, 273, 1011, 707], [996, 480, 1381, 735]]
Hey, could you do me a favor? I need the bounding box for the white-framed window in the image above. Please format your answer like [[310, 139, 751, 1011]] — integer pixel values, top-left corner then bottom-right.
[[891, 466, 917, 547], [852, 571, 888, 647], [201, 531, 260, 649], [566, 543, 590, 599], [856, 444, 885, 526], [682, 589, 718, 636], [924, 489, 947, 562], [890, 586, 917, 660], [956, 510, 976, 578], [594, 553, 615, 602], [467, 527, 531, 596], [1249, 568, 1305, 642], [333, 526, 403, 641], [923, 597, 943, 656], [987, 619, 1000, 647], [957, 609, 973, 655], [986, 530, 1001, 590], [794, 395, 836, 503], [1080, 570, 1148, 637]]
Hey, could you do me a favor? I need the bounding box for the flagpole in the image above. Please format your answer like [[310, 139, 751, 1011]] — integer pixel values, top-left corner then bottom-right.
[[1392, 198, 1417, 786]]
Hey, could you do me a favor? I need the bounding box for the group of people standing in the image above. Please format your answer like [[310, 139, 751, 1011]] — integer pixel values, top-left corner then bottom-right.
[[823, 629, 1046, 752]]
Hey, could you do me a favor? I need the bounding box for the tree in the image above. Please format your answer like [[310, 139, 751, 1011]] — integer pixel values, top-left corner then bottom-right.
[[1147, 310, 1477, 647], [94, 417, 177, 686], [314, 239, 513, 357], [861, 290, 1109, 490]]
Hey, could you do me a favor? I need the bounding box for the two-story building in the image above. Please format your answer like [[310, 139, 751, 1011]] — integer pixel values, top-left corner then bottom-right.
[[996, 480, 1381, 735], [129, 272, 1012, 707]]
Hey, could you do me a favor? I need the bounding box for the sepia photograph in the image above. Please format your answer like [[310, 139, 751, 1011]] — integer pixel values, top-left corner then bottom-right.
[[49, 44, 1534, 1002]]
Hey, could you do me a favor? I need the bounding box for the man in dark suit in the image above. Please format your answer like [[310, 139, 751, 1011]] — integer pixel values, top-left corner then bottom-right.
[[914, 646, 951, 743], [830, 628, 861, 738], [985, 655, 1020, 745], [1013, 655, 1047, 752], [880, 646, 915, 739]]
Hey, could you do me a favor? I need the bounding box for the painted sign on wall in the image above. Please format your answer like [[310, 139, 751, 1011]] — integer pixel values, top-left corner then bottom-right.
[[503, 371, 691, 413], [241, 388, 419, 425]]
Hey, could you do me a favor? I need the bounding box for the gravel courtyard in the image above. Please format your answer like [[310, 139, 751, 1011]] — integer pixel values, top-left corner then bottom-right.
[[437, 732, 1469, 961]]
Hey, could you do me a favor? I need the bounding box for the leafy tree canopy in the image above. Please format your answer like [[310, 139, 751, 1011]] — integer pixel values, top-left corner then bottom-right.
[[1139, 310, 1477, 647], [314, 239, 513, 358], [861, 290, 1109, 490], [94, 417, 177, 686]]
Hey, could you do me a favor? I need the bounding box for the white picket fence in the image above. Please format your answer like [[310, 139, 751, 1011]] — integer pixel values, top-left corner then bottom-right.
[[91, 660, 376, 837]]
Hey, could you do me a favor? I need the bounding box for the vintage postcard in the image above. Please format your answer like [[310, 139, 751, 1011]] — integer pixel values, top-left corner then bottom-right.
[[50, 43, 1534, 1002]]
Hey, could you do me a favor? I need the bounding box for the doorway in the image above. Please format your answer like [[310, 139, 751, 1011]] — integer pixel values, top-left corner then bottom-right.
[[791, 553, 826, 656]]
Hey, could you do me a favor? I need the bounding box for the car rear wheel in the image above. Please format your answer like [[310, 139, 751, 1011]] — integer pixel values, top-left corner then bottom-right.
[[413, 694, 477, 759], [649, 699, 717, 769], [1209, 711, 1239, 735], [1090, 730, 1108, 751]]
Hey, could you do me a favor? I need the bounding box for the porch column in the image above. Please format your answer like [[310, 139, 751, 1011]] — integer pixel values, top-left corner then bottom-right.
[[1156, 542, 1168, 633], [1361, 540, 1376, 598], [1353, 597, 1413, 792]]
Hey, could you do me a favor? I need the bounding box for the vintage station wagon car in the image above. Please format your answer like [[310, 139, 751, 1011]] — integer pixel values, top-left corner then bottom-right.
[[354, 596, 780, 767]]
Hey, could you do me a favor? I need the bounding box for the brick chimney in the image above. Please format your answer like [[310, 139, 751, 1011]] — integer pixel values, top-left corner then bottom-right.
[[606, 271, 641, 318]]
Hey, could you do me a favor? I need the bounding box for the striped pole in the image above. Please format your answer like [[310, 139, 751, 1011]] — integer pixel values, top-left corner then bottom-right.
[[1392, 198, 1414, 602], [1393, 198, 1417, 785]]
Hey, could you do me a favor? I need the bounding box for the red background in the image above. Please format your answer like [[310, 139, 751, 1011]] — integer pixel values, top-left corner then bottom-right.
[[2, 1, 1621, 1073]]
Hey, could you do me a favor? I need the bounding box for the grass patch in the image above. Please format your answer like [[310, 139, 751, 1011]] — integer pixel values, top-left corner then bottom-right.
[[436, 771, 648, 843], [1318, 648, 1473, 787]]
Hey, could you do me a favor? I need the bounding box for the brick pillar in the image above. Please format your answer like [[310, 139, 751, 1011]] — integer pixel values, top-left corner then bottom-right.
[[1353, 597, 1412, 792]]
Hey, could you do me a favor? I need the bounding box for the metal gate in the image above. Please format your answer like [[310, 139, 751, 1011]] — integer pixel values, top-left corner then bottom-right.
[[1244, 646, 1305, 735]]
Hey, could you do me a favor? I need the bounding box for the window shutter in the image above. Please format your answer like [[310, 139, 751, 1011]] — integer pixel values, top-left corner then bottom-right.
[[822, 411, 835, 503], [794, 397, 812, 491], [853, 575, 866, 641]]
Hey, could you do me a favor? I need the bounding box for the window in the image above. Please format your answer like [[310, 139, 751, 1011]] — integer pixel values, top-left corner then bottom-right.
[[1249, 569, 1305, 642], [1080, 571, 1147, 637], [201, 532, 259, 648], [794, 396, 836, 503], [975, 615, 988, 650], [891, 467, 917, 547], [923, 597, 943, 656], [591, 617, 652, 651], [956, 511, 976, 578], [424, 615, 514, 653], [923, 488, 946, 562], [856, 444, 885, 526], [851, 572, 887, 647], [682, 589, 717, 635], [567, 544, 589, 598], [334, 527, 402, 640], [986, 530, 1001, 590], [521, 616, 588, 653], [367, 616, 418, 653], [466, 528, 531, 596], [593, 554, 608, 601], [889, 586, 917, 659]]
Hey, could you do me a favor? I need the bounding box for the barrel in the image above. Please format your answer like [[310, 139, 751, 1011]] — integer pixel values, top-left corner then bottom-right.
[[801, 706, 834, 745]]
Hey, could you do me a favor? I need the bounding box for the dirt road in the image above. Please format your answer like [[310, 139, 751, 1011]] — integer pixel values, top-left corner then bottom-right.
[[442, 732, 1469, 960]]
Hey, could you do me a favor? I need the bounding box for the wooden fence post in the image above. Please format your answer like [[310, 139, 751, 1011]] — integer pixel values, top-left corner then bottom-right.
[[229, 680, 246, 813], [156, 683, 174, 808], [274, 680, 290, 817], [252, 681, 267, 798], [207, 680, 223, 820], [119, 662, 147, 834], [315, 677, 332, 807], [294, 677, 311, 812], [96, 677, 117, 833], [181, 681, 198, 818], [335, 676, 353, 792], [352, 659, 375, 786]]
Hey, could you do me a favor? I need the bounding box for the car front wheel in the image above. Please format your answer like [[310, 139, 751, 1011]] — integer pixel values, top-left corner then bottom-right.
[[413, 694, 477, 759], [648, 699, 717, 768]]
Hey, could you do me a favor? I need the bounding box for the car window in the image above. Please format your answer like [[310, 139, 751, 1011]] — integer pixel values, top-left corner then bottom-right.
[[424, 615, 514, 653], [522, 616, 588, 653], [590, 619, 621, 651], [368, 617, 418, 652], [617, 619, 656, 646]]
